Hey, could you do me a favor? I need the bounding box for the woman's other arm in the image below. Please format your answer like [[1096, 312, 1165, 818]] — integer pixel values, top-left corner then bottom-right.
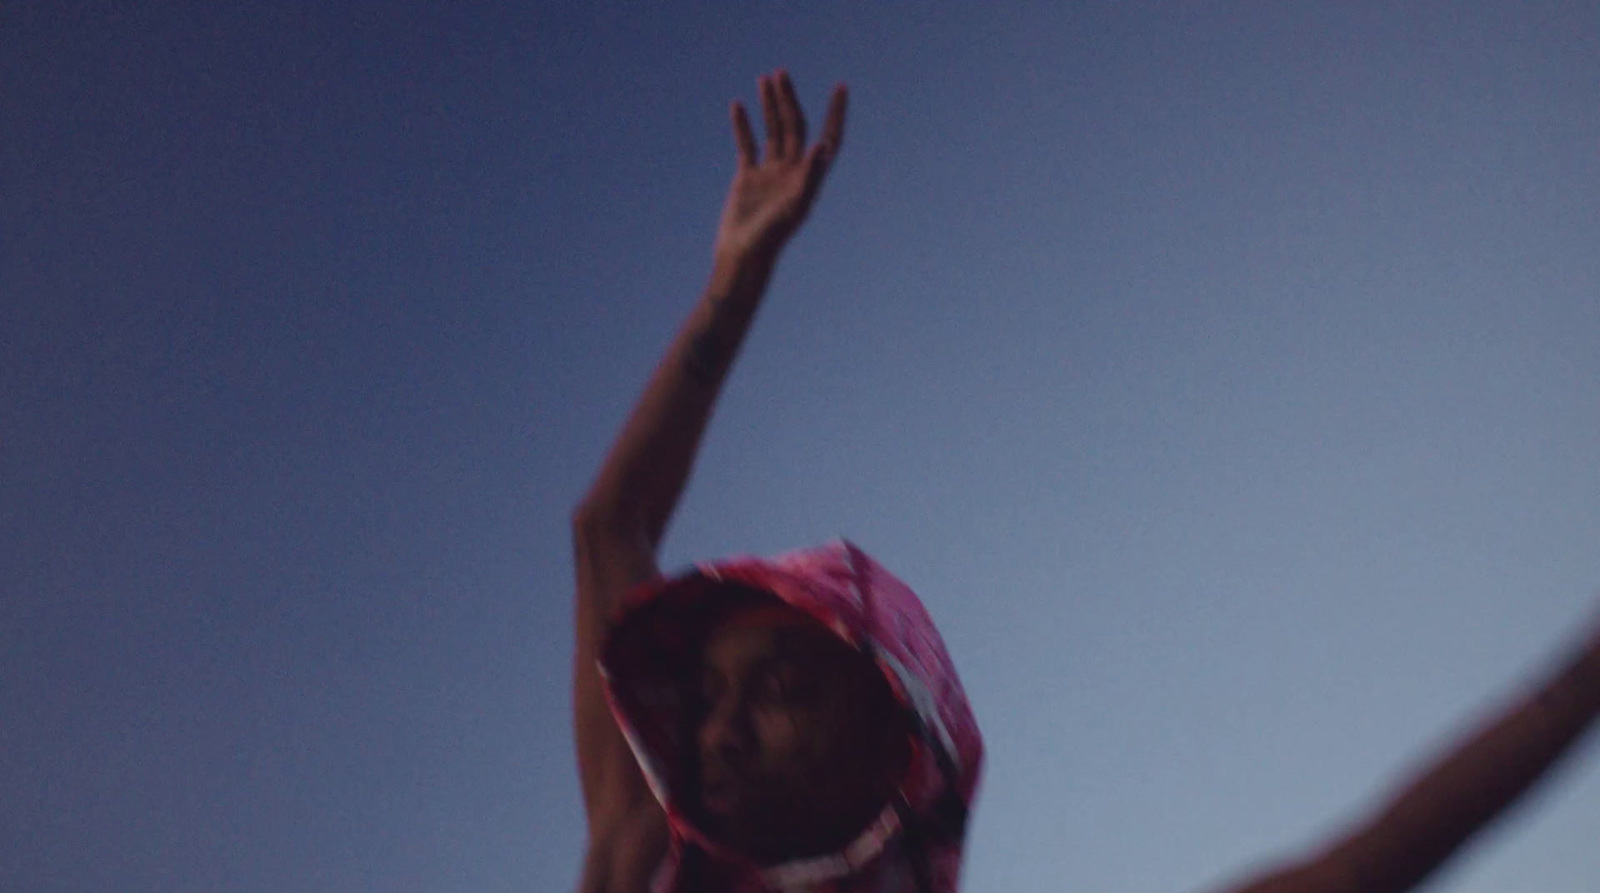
[[1221, 608, 1600, 893]]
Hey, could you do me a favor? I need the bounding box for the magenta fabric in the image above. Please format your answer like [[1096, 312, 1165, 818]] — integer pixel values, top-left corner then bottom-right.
[[600, 540, 983, 892]]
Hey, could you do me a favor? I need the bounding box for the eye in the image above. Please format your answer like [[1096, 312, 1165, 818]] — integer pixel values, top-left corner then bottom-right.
[[757, 670, 789, 701], [760, 664, 813, 704]]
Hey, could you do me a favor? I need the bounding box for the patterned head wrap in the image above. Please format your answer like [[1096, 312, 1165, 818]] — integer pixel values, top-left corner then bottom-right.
[[601, 540, 983, 892]]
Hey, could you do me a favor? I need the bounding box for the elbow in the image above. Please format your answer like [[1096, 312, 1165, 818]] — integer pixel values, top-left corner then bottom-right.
[[571, 500, 621, 541], [571, 499, 647, 545], [571, 499, 607, 533]]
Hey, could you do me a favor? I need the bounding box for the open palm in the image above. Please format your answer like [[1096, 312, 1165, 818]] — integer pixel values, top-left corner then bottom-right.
[[713, 70, 848, 266]]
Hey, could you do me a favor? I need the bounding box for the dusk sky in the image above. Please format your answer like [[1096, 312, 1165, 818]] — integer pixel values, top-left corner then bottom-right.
[[4, 3, 1599, 892]]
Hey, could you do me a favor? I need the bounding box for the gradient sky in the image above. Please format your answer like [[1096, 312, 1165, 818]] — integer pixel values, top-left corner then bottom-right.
[[4, 3, 1599, 892]]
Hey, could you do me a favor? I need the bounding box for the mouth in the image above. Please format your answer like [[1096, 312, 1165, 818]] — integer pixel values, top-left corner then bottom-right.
[[700, 786, 738, 816], [698, 772, 743, 816]]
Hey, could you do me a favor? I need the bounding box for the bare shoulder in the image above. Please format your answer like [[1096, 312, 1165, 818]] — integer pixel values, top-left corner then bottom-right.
[[579, 800, 671, 893]]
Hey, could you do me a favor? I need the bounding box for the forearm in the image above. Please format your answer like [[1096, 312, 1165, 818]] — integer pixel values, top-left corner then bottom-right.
[[576, 255, 774, 549], [1337, 629, 1600, 892], [575, 69, 844, 550]]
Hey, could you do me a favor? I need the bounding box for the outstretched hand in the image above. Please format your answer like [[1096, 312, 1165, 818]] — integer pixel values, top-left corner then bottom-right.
[[712, 70, 847, 271]]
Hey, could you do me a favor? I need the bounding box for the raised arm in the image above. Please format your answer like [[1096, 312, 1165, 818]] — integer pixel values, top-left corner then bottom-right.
[[571, 71, 847, 888], [1222, 609, 1600, 893]]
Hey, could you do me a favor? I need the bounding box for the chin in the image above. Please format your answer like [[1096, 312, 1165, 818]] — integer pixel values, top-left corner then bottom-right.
[[692, 798, 745, 840], [698, 808, 780, 859]]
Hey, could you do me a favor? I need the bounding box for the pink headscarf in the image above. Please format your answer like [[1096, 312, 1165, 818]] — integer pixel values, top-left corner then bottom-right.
[[601, 540, 983, 892]]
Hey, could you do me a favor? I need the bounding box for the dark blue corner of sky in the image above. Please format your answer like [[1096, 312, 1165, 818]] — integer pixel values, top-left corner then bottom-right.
[[4, 3, 1600, 893], [3, 4, 612, 890]]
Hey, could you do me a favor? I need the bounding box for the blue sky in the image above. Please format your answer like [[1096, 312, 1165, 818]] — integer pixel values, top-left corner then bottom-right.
[[3, 3, 1598, 892]]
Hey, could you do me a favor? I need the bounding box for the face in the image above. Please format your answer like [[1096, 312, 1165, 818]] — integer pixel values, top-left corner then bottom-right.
[[688, 600, 909, 863]]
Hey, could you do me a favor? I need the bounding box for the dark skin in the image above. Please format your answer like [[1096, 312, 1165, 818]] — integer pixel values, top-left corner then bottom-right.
[[572, 69, 1600, 893], [689, 601, 910, 864], [572, 70, 848, 893]]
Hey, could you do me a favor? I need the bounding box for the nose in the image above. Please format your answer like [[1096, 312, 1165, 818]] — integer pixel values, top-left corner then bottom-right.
[[698, 690, 755, 763]]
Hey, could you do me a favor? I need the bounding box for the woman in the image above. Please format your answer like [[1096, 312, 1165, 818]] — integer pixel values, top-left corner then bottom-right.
[[571, 70, 1600, 893]]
